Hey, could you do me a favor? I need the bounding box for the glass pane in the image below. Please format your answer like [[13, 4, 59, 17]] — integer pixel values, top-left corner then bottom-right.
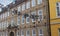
[[39, 29, 43, 34], [21, 31, 24, 35], [57, 7, 60, 16], [26, 17, 29, 23], [26, 30, 30, 35], [26, 2, 30, 9], [18, 6, 21, 12], [33, 30, 36, 34], [22, 3, 25, 11], [17, 16, 20, 25], [32, 0, 36, 7], [37, 0, 42, 4]]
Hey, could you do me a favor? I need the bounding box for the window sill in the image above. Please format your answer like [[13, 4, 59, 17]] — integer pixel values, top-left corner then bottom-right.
[[56, 16, 60, 18]]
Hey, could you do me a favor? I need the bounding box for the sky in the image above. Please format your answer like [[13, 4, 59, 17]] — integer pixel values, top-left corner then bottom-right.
[[0, 0, 13, 7]]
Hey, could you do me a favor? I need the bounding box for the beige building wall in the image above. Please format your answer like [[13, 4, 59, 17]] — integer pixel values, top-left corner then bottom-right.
[[0, 0, 49, 36]]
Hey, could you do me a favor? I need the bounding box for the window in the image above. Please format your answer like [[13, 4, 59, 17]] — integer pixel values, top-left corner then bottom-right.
[[11, 17, 14, 26], [17, 16, 20, 25], [26, 1, 30, 9], [17, 30, 20, 36], [6, 31, 8, 36], [22, 3, 25, 11], [32, 29, 36, 36], [31, 11, 36, 22], [3, 32, 5, 36], [0, 23, 1, 29], [1, 14, 3, 20], [31, 0, 36, 7], [26, 17, 30, 23], [0, 23, 2, 29], [18, 6, 21, 12], [0, 8, 2, 12], [59, 29, 60, 36], [2, 13, 4, 19], [4, 21, 7, 29], [21, 30, 24, 36], [7, 12, 10, 16], [26, 30, 30, 36], [21, 16, 25, 24], [2, 22, 3, 29], [38, 10, 43, 21], [37, 0, 42, 4], [5, 12, 8, 18], [6, 21, 8, 27], [56, 2, 60, 17], [38, 29, 43, 36], [0, 15, 1, 20]]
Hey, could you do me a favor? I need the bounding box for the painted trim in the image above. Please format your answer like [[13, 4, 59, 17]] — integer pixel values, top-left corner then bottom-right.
[[51, 22, 60, 24]]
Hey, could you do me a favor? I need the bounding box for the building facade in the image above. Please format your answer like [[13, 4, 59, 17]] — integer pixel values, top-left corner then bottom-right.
[[0, 0, 50, 36], [49, 0, 60, 36]]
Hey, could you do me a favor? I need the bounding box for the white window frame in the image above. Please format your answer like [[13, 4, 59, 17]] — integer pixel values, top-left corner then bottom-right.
[[2, 22, 4, 30], [56, 2, 60, 17], [26, 17, 30, 23], [38, 29, 43, 36], [37, 0, 42, 4], [5, 12, 8, 18], [1, 14, 3, 20], [26, 30, 30, 36], [4, 21, 7, 29], [31, 0, 36, 7], [7, 12, 10, 16], [38, 9, 43, 21], [18, 6, 21, 12], [2, 13, 4, 19], [21, 16, 25, 24], [5, 31, 8, 36], [11, 17, 15, 26], [17, 16, 20, 25], [21, 30, 24, 36], [26, 1, 30, 9], [17, 30, 20, 36], [6, 21, 8, 27], [22, 3, 25, 11], [0, 23, 1, 29], [32, 29, 36, 36]]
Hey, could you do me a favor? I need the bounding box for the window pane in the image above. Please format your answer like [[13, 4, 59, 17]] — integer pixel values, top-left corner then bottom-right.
[[57, 7, 60, 16], [39, 29, 43, 34], [17, 16, 20, 25], [56, 2, 60, 16], [17, 31, 20, 36], [32, 29, 36, 34], [38, 29, 43, 36], [26, 17, 30, 23], [22, 16, 24, 24], [26, 30, 30, 36], [32, 0, 36, 7], [21, 30, 24, 35], [8, 12, 9, 16], [26, 2, 30, 9], [37, 0, 42, 4], [32, 29, 36, 36], [18, 6, 21, 12], [22, 3, 25, 11]]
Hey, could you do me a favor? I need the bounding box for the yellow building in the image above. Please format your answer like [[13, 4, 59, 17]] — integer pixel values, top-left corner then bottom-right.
[[49, 0, 60, 36]]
